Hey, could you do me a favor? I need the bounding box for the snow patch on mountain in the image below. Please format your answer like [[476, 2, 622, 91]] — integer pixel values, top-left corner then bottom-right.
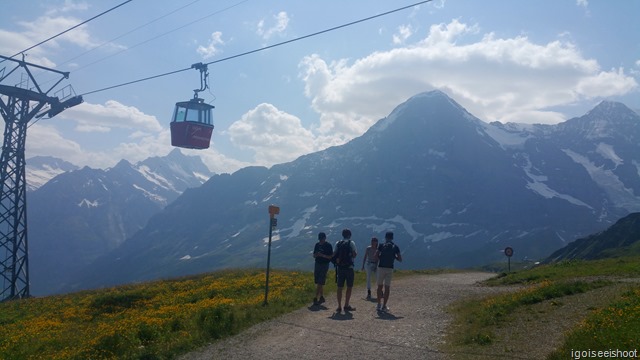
[[263, 182, 281, 202], [133, 184, 167, 204], [287, 205, 317, 238], [522, 154, 591, 208], [596, 143, 623, 167], [426, 232, 459, 243], [262, 233, 281, 244], [482, 123, 532, 149], [137, 165, 176, 191], [563, 149, 640, 211], [78, 199, 99, 208]]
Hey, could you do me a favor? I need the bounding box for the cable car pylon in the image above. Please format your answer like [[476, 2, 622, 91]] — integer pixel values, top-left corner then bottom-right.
[[0, 54, 82, 302]]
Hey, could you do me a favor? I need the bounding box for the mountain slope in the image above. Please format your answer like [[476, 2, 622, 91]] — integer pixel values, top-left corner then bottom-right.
[[545, 212, 640, 261], [68, 91, 640, 292], [28, 149, 214, 295]]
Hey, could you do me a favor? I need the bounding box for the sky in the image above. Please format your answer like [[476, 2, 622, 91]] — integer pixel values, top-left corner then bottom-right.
[[1, 0, 639, 174]]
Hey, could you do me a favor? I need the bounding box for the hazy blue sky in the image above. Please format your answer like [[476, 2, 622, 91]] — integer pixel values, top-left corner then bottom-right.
[[1, 0, 638, 173]]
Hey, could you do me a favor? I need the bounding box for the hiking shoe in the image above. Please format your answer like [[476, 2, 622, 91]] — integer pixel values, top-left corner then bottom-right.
[[336, 307, 342, 313], [319, 296, 325, 304], [343, 305, 355, 312], [376, 303, 382, 311], [313, 297, 318, 305], [381, 305, 390, 312]]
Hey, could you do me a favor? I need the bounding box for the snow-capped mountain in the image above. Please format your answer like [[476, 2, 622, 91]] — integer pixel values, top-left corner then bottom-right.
[[28, 149, 214, 295], [68, 91, 640, 292], [26, 156, 78, 191]]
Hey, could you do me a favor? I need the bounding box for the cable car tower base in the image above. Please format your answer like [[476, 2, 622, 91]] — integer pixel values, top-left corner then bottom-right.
[[0, 54, 81, 301]]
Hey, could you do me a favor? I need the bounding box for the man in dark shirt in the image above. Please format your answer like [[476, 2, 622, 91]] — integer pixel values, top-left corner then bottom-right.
[[313, 232, 333, 305], [376, 231, 402, 312]]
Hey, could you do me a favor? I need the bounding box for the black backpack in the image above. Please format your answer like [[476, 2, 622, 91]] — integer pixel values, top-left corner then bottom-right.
[[378, 241, 397, 267], [333, 240, 353, 267]]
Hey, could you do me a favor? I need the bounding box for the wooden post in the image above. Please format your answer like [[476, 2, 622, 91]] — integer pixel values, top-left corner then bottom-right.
[[264, 205, 280, 305]]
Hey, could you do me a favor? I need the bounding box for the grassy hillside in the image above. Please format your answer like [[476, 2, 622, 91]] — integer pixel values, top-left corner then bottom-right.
[[446, 256, 640, 359], [0, 269, 324, 360], [3, 257, 638, 359]]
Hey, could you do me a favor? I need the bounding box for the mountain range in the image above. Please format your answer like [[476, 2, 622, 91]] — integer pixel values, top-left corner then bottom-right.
[[55, 90, 640, 293], [27, 149, 214, 295]]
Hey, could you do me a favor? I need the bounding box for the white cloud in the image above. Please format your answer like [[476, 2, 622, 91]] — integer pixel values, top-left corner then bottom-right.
[[26, 124, 83, 159], [257, 11, 289, 40], [576, 0, 588, 7], [393, 25, 414, 45], [25, 123, 115, 168], [197, 31, 225, 59], [46, 0, 89, 15], [0, 5, 103, 67], [188, 148, 251, 175], [299, 18, 638, 139], [228, 103, 316, 166], [59, 100, 163, 133], [633, 60, 640, 76], [18, 15, 99, 50]]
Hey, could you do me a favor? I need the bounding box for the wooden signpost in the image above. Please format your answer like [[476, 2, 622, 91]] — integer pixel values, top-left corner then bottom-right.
[[264, 205, 280, 305]]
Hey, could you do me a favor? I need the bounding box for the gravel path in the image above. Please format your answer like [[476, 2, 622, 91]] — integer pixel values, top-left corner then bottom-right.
[[180, 272, 507, 360]]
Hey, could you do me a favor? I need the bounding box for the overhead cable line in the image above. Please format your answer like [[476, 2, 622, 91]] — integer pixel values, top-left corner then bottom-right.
[[4, 0, 134, 62], [80, 0, 433, 97], [27, 0, 248, 130], [72, 0, 250, 74], [57, 0, 204, 69]]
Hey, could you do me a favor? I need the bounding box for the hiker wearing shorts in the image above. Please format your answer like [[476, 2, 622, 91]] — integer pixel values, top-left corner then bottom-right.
[[334, 228, 357, 313], [313, 232, 333, 306], [376, 231, 402, 312]]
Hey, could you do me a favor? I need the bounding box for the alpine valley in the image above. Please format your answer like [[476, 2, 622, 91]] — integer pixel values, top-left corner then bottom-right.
[[31, 90, 640, 294]]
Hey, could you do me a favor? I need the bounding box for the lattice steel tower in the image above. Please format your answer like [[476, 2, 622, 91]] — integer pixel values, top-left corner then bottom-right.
[[0, 54, 82, 301]]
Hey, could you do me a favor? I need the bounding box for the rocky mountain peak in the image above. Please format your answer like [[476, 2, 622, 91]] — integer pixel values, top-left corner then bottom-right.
[[559, 101, 640, 141]]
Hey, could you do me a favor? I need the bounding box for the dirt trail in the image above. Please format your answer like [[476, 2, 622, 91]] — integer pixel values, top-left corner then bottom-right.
[[180, 272, 507, 360]]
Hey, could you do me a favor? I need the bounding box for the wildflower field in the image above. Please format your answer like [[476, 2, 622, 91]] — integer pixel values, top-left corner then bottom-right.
[[547, 286, 640, 359], [0, 269, 325, 360], [448, 256, 640, 357]]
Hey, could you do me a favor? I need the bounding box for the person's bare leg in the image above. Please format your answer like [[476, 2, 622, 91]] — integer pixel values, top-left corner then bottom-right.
[[383, 285, 391, 306], [345, 286, 352, 306]]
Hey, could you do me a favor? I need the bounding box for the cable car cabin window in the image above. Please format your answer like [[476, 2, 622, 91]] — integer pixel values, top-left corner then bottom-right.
[[171, 102, 214, 125], [173, 107, 186, 122]]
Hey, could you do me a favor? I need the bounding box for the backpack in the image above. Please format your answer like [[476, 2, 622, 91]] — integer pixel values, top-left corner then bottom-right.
[[333, 240, 353, 267], [378, 241, 397, 268]]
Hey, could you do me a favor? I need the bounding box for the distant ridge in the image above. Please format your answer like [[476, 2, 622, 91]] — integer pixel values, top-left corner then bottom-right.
[[545, 212, 640, 262], [26, 156, 79, 191]]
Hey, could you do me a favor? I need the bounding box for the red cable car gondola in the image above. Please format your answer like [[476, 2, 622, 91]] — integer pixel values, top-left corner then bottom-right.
[[170, 63, 214, 149]]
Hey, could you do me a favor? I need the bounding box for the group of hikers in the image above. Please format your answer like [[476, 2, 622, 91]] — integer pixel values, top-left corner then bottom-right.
[[312, 228, 402, 314]]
